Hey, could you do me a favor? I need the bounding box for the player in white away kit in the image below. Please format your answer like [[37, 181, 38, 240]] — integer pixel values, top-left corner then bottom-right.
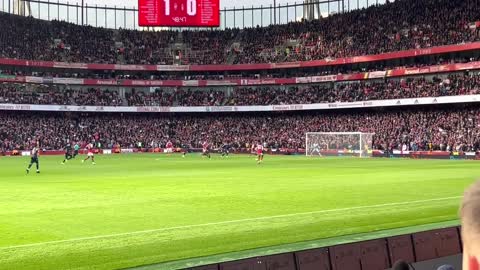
[[82, 143, 96, 165], [166, 141, 173, 154], [256, 143, 264, 164], [311, 142, 322, 156], [26, 143, 40, 174]]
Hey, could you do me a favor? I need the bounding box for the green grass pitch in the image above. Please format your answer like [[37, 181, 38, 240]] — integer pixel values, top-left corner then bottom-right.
[[0, 154, 477, 270]]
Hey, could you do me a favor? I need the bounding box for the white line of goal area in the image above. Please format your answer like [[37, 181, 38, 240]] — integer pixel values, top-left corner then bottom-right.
[[0, 196, 461, 251]]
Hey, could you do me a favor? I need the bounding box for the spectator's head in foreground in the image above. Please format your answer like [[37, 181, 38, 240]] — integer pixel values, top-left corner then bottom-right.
[[461, 180, 480, 270], [392, 260, 411, 270]]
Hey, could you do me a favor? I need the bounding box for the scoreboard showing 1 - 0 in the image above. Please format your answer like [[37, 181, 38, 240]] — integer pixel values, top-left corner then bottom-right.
[[138, 0, 220, 27]]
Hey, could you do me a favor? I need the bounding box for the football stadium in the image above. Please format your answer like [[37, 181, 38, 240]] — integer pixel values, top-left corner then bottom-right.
[[0, 0, 480, 269]]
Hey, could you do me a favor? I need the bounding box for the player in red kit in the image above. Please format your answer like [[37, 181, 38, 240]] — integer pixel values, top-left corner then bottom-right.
[[82, 143, 96, 165], [202, 141, 211, 159], [256, 143, 264, 164], [166, 140, 173, 155]]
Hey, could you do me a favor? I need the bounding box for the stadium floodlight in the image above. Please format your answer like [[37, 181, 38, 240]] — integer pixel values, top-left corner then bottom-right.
[[305, 132, 375, 157]]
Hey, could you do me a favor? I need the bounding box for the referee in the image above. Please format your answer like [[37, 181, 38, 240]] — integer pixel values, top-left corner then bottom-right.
[[73, 143, 80, 158]]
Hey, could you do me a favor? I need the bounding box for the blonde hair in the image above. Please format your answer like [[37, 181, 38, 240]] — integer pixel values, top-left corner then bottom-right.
[[461, 180, 480, 247]]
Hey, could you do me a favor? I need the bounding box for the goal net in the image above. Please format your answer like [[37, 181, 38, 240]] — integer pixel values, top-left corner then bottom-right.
[[305, 132, 375, 157]]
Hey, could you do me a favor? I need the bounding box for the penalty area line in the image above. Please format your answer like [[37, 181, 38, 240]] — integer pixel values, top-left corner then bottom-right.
[[0, 196, 461, 251]]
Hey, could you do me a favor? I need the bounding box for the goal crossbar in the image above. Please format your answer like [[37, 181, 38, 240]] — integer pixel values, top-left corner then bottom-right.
[[306, 132, 367, 135]]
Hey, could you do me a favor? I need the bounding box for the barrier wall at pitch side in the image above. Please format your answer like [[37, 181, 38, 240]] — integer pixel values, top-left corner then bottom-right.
[[183, 227, 462, 270]]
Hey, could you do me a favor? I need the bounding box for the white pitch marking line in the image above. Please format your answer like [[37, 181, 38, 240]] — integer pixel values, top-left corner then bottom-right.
[[0, 196, 461, 251]]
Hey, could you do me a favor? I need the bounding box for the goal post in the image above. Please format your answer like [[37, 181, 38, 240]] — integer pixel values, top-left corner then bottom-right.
[[305, 132, 375, 157]]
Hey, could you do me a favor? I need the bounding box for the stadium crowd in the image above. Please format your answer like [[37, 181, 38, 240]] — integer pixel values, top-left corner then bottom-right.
[[2, 74, 480, 106], [233, 0, 480, 64], [1, 106, 479, 153], [0, 85, 123, 106], [0, 0, 478, 65], [2, 54, 478, 81], [227, 74, 480, 105]]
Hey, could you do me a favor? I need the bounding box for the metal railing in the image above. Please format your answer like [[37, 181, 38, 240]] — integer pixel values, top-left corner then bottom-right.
[[0, 0, 389, 30]]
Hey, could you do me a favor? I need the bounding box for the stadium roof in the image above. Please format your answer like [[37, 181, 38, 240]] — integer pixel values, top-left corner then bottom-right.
[[55, 0, 374, 9]]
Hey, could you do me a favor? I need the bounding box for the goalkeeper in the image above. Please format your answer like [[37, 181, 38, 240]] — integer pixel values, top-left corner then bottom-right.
[[311, 142, 322, 156]]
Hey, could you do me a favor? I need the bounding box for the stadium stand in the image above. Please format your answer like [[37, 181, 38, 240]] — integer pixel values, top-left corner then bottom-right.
[[2, 54, 479, 80], [1, 73, 480, 106], [0, 0, 478, 65], [1, 105, 480, 152], [232, 0, 479, 64], [0, 84, 123, 106]]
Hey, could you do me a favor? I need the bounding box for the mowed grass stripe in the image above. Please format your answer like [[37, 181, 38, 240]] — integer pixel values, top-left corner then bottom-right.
[[0, 195, 461, 251], [0, 154, 476, 270]]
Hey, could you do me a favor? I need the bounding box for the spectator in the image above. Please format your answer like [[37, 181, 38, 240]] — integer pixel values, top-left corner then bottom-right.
[[461, 181, 480, 270], [392, 260, 411, 270]]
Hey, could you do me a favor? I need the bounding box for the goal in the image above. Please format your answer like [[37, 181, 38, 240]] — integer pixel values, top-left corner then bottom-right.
[[305, 132, 375, 157]]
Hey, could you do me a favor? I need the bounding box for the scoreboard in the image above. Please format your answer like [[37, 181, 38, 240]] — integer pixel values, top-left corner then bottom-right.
[[138, 0, 220, 27]]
